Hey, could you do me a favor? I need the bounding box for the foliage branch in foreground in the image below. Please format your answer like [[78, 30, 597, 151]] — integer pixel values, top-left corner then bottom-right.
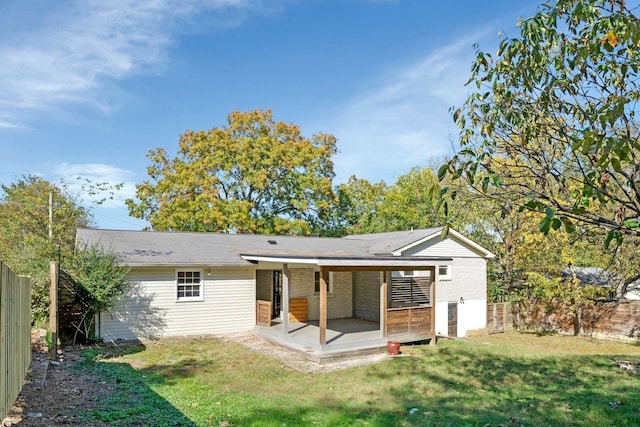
[[441, 0, 640, 248]]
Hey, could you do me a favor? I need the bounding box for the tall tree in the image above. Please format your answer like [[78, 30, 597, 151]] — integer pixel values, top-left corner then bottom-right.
[[376, 167, 446, 231], [442, 0, 640, 248], [334, 175, 388, 235], [440, 148, 616, 303], [127, 110, 338, 235], [0, 175, 92, 323], [335, 167, 455, 235]]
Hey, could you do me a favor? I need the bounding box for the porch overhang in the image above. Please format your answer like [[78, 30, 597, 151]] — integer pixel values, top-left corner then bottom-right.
[[246, 253, 444, 353], [239, 254, 451, 270]]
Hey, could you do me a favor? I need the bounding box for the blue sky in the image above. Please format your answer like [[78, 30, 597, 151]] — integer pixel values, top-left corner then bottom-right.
[[0, 0, 538, 230]]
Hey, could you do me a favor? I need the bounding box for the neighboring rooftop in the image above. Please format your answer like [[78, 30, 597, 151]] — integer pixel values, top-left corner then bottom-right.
[[561, 267, 617, 287]]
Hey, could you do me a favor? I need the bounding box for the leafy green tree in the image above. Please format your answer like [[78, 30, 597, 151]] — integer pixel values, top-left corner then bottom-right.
[[442, 0, 640, 248], [337, 167, 450, 235], [462, 157, 616, 296], [0, 175, 121, 324], [127, 109, 338, 235], [334, 175, 388, 235], [376, 167, 446, 231], [69, 245, 130, 343], [0, 176, 91, 323], [515, 272, 609, 334]]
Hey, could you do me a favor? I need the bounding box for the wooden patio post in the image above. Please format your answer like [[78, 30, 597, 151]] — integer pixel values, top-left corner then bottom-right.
[[282, 264, 290, 334], [319, 267, 327, 348], [49, 261, 59, 361], [380, 271, 387, 338], [430, 266, 437, 346]]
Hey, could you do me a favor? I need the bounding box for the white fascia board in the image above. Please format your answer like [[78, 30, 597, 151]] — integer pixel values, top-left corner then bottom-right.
[[240, 254, 449, 269], [315, 258, 446, 268], [446, 229, 496, 258], [240, 255, 319, 265]]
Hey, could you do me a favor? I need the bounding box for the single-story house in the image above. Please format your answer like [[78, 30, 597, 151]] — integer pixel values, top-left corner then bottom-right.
[[77, 227, 494, 358]]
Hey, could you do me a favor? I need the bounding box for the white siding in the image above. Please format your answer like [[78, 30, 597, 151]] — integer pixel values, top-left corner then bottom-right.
[[402, 235, 489, 338], [99, 267, 255, 342], [434, 299, 486, 337], [97, 232, 490, 341], [404, 236, 480, 258], [432, 257, 487, 336]]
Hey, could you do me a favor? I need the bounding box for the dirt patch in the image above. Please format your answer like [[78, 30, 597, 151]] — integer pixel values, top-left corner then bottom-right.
[[3, 332, 111, 427]]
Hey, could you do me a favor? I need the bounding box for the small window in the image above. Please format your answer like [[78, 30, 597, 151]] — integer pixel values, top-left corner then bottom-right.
[[403, 270, 415, 277], [438, 265, 452, 281], [314, 271, 333, 293], [177, 270, 203, 301]]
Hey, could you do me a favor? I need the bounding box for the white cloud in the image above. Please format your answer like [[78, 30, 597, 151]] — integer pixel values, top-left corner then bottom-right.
[[330, 32, 489, 184], [53, 162, 137, 209], [0, 119, 21, 129], [0, 0, 283, 126]]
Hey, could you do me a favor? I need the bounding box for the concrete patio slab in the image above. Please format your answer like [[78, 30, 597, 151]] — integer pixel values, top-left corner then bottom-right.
[[256, 318, 397, 362]]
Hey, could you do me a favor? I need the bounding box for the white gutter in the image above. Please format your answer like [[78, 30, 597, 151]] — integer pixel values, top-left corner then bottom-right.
[[240, 254, 451, 268]]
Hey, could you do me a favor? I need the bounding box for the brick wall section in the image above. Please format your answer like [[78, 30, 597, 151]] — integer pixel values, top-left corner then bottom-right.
[[288, 268, 353, 320], [354, 271, 380, 321], [287, 268, 312, 299], [326, 271, 353, 319]]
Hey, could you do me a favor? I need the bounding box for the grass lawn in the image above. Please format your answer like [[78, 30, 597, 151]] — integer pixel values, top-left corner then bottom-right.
[[78, 331, 640, 426]]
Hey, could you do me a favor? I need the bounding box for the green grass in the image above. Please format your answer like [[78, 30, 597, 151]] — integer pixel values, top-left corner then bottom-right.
[[77, 331, 640, 426]]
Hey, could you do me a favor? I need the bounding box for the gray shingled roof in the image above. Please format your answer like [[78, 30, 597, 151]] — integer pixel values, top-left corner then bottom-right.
[[76, 227, 448, 267], [343, 227, 443, 254], [561, 267, 617, 287]]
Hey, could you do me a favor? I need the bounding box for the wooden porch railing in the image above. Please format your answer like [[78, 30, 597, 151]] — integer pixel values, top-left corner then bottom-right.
[[386, 305, 432, 339]]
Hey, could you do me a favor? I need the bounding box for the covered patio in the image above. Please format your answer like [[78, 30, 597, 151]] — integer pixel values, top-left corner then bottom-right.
[[245, 254, 446, 362]]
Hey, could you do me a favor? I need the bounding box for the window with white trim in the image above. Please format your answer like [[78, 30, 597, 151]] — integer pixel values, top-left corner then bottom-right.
[[177, 270, 203, 301], [438, 265, 452, 281], [314, 271, 333, 293]]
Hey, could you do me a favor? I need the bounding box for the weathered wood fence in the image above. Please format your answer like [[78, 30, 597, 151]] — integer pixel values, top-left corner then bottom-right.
[[487, 302, 512, 334], [0, 261, 31, 422], [514, 298, 640, 341]]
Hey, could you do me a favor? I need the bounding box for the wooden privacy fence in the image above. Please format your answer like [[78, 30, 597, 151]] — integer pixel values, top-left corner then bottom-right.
[[515, 298, 640, 341], [0, 261, 31, 422], [487, 302, 512, 334]]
